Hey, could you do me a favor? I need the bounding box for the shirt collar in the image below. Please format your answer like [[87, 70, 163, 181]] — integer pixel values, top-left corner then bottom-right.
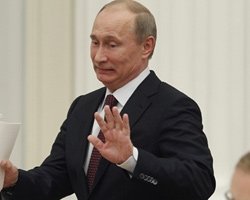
[[105, 67, 150, 107]]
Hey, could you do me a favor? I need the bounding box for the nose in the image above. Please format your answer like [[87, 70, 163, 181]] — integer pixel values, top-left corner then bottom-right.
[[93, 46, 108, 63]]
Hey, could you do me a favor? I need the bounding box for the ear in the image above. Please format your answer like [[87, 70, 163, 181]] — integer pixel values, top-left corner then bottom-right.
[[142, 36, 156, 59]]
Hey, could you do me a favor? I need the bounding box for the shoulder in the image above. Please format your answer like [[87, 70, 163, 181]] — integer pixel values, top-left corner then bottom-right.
[[67, 87, 106, 115], [146, 71, 198, 105], [145, 71, 201, 113]]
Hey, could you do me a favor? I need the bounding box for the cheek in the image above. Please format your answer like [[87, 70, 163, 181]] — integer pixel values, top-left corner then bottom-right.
[[90, 49, 96, 60]]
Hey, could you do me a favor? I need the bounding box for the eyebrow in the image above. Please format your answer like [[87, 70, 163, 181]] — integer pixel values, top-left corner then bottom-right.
[[90, 34, 119, 41], [90, 34, 97, 40]]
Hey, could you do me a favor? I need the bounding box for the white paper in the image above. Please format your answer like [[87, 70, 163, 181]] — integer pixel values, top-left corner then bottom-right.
[[0, 121, 20, 190]]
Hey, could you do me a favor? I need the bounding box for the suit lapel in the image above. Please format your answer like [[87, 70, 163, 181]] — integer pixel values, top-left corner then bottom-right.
[[78, 89, 106, 164], [70, 88, 106, 194], [121, 71, 160, 128]]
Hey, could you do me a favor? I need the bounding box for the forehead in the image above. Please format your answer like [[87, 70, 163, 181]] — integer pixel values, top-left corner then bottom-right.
[[91, 6, 136, 39]]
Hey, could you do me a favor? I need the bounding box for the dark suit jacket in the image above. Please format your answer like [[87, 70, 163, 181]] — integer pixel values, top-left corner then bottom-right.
[[3, 71, 215, 199]]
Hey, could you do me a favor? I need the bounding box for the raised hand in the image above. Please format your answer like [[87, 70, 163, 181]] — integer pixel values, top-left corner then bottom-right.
[[88, 106, 133, 164]]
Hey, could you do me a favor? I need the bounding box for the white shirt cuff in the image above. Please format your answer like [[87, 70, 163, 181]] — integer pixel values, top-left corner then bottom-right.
[[117, 147, 138, 173]]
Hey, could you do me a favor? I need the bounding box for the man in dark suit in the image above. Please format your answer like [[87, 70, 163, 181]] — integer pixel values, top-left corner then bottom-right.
[[0, 0, 215, 199]]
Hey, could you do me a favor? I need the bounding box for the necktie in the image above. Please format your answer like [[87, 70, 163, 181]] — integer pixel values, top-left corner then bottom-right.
[[87, 94, 118, 191]]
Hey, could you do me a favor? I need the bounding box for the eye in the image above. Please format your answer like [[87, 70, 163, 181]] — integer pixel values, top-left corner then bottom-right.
[[109, 42, 117, 48], [91, 39, 99, 46]]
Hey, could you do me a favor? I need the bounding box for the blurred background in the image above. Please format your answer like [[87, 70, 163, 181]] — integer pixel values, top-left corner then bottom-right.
[[0, 0, 249, 199]]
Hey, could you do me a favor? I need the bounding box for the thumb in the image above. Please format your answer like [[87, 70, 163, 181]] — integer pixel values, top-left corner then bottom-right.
[[87, 135, 104, 151]]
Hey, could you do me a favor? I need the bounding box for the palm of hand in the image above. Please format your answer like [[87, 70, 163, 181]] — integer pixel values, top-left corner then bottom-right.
[[88, 106, 133, 164]]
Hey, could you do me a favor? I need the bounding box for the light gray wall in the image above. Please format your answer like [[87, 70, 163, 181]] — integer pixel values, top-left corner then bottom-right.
[[0, 0, 24, 166]]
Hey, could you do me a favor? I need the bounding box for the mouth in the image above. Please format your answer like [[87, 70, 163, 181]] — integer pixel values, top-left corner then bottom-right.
[[95, 67, 115, 74]]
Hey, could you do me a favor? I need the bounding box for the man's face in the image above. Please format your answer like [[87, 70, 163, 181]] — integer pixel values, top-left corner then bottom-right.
[[90, 6, 148, 92], [230, 168, 250, 200]]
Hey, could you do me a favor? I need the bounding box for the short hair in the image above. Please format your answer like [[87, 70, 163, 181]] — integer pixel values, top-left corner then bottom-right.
[[98, 0, 157, 58], [236, 152, 250, 173]]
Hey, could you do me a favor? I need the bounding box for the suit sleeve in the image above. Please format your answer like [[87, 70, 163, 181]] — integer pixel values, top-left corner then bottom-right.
[[131, 95, 216, 200], [2, 96, 82, 200]]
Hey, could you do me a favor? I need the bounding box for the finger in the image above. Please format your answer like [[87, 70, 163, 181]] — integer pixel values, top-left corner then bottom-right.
[[0, 160, 10, 170], [103, 106, 115, 129], [94, 112, 114, 142], [94, 112, 108, 132], [112, 107, 123, 130], [0, 160, 5, 168], [87, 135, 104, 151], [122, 113, 130, 136]]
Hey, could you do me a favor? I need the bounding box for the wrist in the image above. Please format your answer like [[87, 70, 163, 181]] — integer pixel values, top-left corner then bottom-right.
[[117, 147, 138, 173]]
